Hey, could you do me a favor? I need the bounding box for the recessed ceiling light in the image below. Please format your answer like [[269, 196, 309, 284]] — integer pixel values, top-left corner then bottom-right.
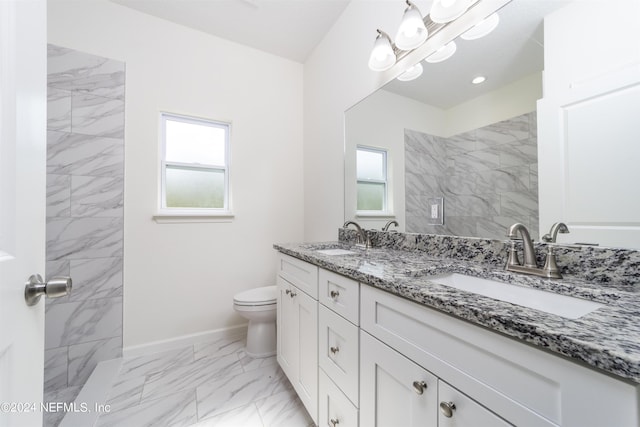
[[472, 76, 486, 84]]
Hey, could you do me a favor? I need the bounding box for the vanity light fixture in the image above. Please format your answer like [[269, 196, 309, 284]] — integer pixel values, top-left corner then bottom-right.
[[425, 41, 457, 63], [395, 0, 429, 51], [460, 12, 499, 40], [397, 63, 424, 81], [472, 75, 486, 84], [430, 0, 472, 24], [368, 29, 396, 71]]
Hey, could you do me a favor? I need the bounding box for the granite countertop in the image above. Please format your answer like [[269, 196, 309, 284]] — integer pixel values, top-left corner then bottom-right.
[[274, 241, 640, 384]]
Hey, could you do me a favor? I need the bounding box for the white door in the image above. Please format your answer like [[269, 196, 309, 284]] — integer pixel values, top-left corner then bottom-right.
[[0, 0, 47, 426], [360, 330, 438, 427]]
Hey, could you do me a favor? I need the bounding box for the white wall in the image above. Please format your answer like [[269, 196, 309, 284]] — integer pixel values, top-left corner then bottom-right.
[[48, 0, 304, 349], [303, 0, 510, 241]]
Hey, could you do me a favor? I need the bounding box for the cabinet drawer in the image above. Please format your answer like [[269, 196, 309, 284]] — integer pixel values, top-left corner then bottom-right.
[[319, 268, 359, 325], [438, 380, 511, 427], [319, 370, 358, 427], [277, 253, 318, 299], [319, 305, 359, 406]]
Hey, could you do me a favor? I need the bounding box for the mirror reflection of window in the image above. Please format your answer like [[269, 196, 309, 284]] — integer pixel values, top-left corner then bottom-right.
[[356, 146, 387, 212]]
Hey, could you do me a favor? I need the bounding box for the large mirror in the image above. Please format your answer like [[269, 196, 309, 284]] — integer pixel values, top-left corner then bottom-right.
[[344, 0, 640, 249]]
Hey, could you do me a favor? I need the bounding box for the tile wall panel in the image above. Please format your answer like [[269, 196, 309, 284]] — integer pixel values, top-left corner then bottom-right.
[[44, 44, 125, 421], [405, 112, 539, 240]]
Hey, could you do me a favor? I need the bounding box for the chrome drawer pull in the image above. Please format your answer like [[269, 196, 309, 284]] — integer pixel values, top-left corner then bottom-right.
[[330, 346, 340, 355], [330, 418, 339, 427], [412, 380, 427, 395], [330, 290, 340, 299]]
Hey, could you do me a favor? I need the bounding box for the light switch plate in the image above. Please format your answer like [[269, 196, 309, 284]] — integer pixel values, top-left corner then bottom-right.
[[427, 197, 444, 225]]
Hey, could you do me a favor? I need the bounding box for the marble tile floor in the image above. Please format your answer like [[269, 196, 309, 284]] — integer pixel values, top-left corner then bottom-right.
[[57, 335, 314, 427]]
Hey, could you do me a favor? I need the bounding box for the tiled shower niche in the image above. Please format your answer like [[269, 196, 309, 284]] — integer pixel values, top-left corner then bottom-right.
[[405, 112, 538, 240], [44, 44, 125, 427]]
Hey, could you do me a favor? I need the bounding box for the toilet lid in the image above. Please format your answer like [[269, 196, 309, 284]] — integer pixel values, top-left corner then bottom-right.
[[234, 285, 277, 305]]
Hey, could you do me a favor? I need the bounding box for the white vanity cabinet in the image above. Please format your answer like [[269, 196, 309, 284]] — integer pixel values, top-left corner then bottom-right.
[[360, 285, 640, 427], [318, 268, 361, 427], [276, 254, 319, 424]]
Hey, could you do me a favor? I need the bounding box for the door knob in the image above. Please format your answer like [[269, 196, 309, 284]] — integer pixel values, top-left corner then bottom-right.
[[24, 274, 72, 306]]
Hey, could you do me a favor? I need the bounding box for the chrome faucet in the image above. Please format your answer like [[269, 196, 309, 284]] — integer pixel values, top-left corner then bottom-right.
[[542, 222, 569, 243], [505, 223, 562, 279], [343, 221, 371, 248], [382, 220, 399, 232]]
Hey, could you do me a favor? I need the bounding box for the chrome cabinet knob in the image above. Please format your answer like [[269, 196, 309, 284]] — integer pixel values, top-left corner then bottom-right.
[[24, 274, 72, 306], [439, 401, 456, 418], [330, 289, 340, 299], [330, 418, 339, 426], [330, 346, 339, 355], [289, 290, 297, 298], [412, 380, 427, 395], [285, 289, 291, 295]]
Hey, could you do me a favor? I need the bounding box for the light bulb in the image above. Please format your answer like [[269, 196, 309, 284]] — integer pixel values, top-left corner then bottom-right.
[[397, 63, 423, 81], [461, 13, 500, 40], [429, 0, 472, 24], [395, 2, 428, 51], [425, 41, 457, 63], [368, 31, 396, 71]]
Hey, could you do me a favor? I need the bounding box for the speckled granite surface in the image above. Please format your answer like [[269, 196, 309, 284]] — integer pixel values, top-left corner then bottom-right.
[[274, 233, 640, 384]]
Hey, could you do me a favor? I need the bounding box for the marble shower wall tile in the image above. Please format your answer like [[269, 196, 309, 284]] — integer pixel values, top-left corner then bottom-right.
[[70, 175, 124, 217], [46, 217, 124, 261], [47, 131, 124, 177], [47, 44, 125, 100], [46, 174, 71, 218], [47, 88, 72, 132], [405, 112, 538, 240], [44, 347, 68, 392], [71, 93, 125, 138], [45, 45, 125, 403], [44, 297, 123, 349]]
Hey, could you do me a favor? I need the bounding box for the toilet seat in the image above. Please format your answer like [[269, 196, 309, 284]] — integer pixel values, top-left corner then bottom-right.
[[233, 285, 277, 306]]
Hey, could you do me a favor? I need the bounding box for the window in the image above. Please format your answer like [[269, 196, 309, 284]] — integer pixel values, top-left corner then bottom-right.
[[160, 113, 230, 215], [356, 146, 387, 212]]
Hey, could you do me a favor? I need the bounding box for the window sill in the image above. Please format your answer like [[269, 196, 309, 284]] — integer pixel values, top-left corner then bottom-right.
[[355, 212, 395, 219], [153, 211, 235, 224]]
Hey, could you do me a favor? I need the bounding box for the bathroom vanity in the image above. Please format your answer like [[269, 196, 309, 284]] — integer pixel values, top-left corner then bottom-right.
[[274, 232, 640, 427]]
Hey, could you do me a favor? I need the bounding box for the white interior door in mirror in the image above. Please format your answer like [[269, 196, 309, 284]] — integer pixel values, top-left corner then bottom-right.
[[538, 0, 640, 249]]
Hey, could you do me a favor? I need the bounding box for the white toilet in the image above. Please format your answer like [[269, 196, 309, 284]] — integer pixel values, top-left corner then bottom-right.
[[233, 285, 277, 358]]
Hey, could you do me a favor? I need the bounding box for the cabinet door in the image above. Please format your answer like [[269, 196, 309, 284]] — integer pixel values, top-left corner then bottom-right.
[[438, 380, 512, 427], [319, 370, 359, 427], [360, 330, 438, 427], [296, 287, 318, 422], [277, 276, 297, 380]]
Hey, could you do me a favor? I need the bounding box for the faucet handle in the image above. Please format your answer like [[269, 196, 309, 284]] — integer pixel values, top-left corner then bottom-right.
[[542, 245, 563, 279], [506, 240, 520, 268]]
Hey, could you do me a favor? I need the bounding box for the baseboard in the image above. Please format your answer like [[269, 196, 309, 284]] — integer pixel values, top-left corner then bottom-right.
[[122, 324, 248, 359], [59, 358, 122, 427]]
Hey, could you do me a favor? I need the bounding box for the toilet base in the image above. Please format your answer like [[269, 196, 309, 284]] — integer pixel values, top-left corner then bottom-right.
[[245, 318, 276, 358]]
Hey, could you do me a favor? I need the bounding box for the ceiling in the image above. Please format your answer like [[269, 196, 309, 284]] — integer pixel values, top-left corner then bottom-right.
[[110, 0, 351, 62]]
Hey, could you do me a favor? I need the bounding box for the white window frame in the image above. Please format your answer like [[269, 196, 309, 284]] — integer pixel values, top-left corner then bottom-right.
[[356, 145, 389, 215], [155, 112, 233, 222]]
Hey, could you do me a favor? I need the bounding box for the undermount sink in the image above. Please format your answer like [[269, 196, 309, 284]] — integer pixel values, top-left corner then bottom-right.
[[315, 248, 358, 256], [427, 273, 604, 319]]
